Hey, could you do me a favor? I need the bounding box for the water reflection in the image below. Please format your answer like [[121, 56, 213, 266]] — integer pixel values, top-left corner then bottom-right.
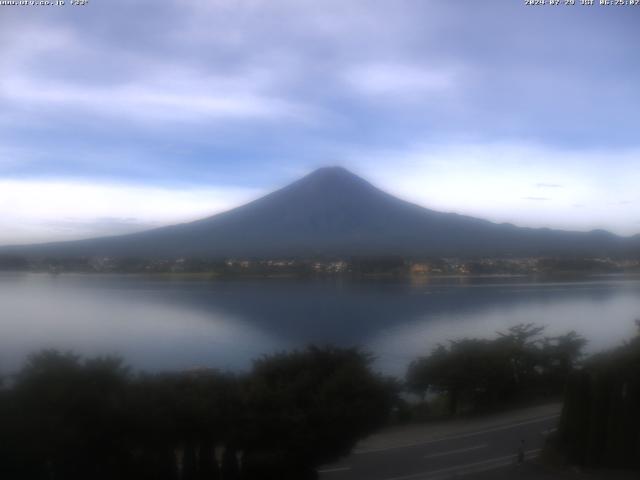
[[0, 273, 288, 372], [1, 273, 639, 375]]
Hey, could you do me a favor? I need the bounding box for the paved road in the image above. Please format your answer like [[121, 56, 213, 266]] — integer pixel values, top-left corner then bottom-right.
[[318, 406, 561, 480]]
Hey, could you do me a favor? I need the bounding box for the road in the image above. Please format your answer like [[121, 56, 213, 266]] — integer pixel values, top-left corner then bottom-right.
[[318, 404, 562, 480]]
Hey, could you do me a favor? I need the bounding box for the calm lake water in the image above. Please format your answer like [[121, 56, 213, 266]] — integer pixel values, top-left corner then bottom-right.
[[1, 273, 639, 376]]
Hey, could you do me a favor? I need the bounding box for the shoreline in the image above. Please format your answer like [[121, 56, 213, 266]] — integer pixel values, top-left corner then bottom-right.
[[2, 270, 640, 283]]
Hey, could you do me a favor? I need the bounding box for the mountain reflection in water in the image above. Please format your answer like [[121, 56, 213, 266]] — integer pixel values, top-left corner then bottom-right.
[[1, 273, 639, 375]]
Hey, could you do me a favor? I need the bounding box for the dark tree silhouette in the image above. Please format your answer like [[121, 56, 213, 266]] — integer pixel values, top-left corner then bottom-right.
[[407, 324, 586, 415], [240, 346, 396, 479], [0, 346, 395, 480], [556, 320, 640, 470]]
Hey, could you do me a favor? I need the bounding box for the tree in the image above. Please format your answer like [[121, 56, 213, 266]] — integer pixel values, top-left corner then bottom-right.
[[1, 346, 395, 479], [7, 351, 131, 479], [407, 324, 587, 415], [540, 331, 587, 392], [241, 346, 396, 479], [556, 322, 640, 470]]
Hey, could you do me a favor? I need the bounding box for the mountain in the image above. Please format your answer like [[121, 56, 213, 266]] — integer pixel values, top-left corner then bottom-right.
[[3, 167, 639, 258]]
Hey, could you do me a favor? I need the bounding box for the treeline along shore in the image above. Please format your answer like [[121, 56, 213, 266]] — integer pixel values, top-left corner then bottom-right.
[[1, 322, 639, 478], [1, 254, 640, 277]]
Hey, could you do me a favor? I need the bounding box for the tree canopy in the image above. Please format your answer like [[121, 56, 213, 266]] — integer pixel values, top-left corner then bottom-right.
[[0, 346, 396, 480], [406, 324, 586, 415]]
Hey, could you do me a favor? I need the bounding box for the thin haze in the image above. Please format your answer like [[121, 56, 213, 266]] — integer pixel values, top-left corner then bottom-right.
[[1, 0, 639, 245]]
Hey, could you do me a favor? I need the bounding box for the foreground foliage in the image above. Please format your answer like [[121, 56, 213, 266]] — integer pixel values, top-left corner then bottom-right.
[[555, 321, 640, 470], [0, 346, 395, 480], [406, 324, 587, 415]]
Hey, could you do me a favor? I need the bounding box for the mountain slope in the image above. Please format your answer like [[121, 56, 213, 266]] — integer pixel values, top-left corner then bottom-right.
[[3, 167, 639, 258]]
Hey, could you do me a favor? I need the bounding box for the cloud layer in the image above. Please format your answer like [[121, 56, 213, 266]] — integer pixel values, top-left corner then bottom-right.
[[1, 1, 639, 243], [0, 180, 259, 244]]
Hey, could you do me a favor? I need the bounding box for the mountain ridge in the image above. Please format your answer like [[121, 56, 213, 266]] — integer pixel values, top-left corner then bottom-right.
[[2, 167, 639, 258]]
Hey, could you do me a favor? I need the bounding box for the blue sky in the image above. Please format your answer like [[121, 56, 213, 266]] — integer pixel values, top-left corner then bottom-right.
[[1, 0, 639, 244]]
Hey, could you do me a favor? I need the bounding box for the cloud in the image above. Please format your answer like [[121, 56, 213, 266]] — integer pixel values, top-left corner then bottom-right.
[[3, 0, 637, 146], [42, 217, 155, 237], [0, 180, 262, 245], [1, 1, 640, 242], [1, 71, 311, 125], [344, 63, 456, 97], [345, 142, 640, 236]]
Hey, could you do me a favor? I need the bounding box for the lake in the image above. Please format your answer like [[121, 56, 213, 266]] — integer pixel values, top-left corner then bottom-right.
[[1, 273, 639, 376]]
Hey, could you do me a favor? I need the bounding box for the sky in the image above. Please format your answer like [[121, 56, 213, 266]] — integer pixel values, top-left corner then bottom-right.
[[1, 0, 639, 245]]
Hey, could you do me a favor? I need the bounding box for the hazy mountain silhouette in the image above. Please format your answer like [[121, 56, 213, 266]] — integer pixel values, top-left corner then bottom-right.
[[3, 167, 639, 258]]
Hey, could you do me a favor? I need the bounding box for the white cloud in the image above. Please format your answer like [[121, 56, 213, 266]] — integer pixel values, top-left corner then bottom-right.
[[344, 63, 456, 97], [0, 19, 314, 126], [1, 73, 310, 125], [0, 180, 262, 245], [347, 143, 640, 236], [1, 2, 639, 245]]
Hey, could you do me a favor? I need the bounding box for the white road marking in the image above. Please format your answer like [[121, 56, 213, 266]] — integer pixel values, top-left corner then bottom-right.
[[381, 449, 542, 480], [317, 466, 351, 474], [423, 443, 488, 459], [355, 414, 559, 454], [541, 427, 558, 436]]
